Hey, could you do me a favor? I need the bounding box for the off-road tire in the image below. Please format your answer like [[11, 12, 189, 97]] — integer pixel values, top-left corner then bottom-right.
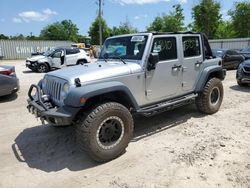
[[75, 102, 134, 162], [195, 78, 223, 114], [37, 63, 49, 73]]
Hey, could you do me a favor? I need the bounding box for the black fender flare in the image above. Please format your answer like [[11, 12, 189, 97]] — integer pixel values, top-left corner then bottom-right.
[[195, 65, 226, 92], [64, 81, 139, 110]]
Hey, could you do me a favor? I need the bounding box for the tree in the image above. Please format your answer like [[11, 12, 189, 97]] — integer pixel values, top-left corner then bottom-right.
[[0, 34, 9, 40], [192, 0, 221, 39], [215, 21, 236, 39], [229, 2, 250, 38], [110, 20, 138, 36], [147, 4, 185, 32], [10, 34, 25, 40], [40, 20, 79, 41], [88, 17, 111, 45]]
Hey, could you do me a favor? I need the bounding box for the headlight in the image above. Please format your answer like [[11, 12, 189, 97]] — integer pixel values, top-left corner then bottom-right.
[[63, 83, 70, 93], [61, 83, 70, 101]]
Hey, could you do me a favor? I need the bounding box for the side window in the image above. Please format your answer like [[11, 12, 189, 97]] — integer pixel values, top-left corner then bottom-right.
[[228, 50, 238, 55], [52, 51, 61, 58], [183, 36, 201, 58], [66, 49, 79, 55], [151, 37, 177, 61]]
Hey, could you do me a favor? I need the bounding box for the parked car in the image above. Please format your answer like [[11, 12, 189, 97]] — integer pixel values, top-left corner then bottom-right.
[[27, 32, 225, 162], [0, 65, 19, 97], [212, 49, 245, 69], [26, 47, 91, 73], [236, 59, 250, 86], [238, 46, 250, 60]]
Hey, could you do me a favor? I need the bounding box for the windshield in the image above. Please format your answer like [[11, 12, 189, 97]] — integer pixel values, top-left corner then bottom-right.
[[212, 49, 226, 57], [99, 35, 148, 61], [43, 49, 55, 57]]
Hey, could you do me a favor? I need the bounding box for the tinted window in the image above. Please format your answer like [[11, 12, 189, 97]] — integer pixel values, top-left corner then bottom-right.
[[226, 50, 238, 55], [66, 49, 79, 55], [151, 37, 177, 61], [183, 36, 201, 58]]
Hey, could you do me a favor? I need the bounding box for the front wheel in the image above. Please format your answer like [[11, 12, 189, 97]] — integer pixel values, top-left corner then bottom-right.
[[76, 102, 134, 162], [195, 78, 224, 114], [37, 63, 49, 73]]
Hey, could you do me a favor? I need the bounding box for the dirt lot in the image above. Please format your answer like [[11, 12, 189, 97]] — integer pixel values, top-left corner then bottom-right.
[[0, 60, 249, 188]]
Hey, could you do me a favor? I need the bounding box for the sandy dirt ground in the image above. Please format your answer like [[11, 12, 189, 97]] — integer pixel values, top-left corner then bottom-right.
[[0, 60, 249, 188]]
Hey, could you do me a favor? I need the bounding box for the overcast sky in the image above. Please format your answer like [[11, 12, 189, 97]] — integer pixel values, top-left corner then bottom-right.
[[0, 0, 245, 36]]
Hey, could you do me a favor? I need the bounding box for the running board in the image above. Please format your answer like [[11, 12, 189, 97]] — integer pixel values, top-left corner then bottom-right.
[[137, 93, 198, 116]]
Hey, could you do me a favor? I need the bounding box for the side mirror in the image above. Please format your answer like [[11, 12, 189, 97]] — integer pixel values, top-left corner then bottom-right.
[[147, 53, 159, 71]]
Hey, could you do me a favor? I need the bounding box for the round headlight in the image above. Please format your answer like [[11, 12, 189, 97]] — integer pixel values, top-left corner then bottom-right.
[[63, 83, 70, 93]]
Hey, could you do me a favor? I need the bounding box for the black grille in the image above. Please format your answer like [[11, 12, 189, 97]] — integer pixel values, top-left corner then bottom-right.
[[243, 66, 250, 72]]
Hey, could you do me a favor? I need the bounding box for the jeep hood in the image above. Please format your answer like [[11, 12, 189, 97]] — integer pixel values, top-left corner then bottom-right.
[[47, 60, 142, 85], [27, 55, 46, 62]]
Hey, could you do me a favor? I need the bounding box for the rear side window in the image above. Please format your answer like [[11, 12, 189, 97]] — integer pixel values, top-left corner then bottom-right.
[[226, 50, 238, 55], [66, 49, 79, 55], [151, 37, 177, 61], [183, 36, 201, 58]]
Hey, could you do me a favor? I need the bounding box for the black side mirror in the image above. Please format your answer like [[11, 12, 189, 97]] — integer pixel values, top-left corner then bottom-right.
[[147, 53, 159, 71]]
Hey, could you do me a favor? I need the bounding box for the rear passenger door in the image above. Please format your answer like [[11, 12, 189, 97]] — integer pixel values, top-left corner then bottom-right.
[[66, 49, 80, 65], [181, 35, 203, 93], [146, 36, 182, 102]]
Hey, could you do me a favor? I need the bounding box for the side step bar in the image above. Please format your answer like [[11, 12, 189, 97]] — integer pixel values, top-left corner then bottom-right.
[[137, 93, 198, 116]]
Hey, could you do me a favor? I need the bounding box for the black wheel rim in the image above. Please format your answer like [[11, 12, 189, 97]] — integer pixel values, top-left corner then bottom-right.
[[38, 65, 46, 72], [210, 87, 220, 105], [97, 116, 124, 150]]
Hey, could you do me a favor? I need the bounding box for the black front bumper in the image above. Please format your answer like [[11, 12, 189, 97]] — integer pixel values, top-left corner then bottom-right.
[[27, 84, 79, 126]]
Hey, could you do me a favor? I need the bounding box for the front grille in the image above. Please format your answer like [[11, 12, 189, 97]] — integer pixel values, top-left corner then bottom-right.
[[243, 66, 250, 72], [43, 76, 65, 105]]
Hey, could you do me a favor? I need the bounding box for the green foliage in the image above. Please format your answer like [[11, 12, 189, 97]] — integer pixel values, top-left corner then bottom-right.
[[88, 17, 111, 45], [40, 20, 79, 41], [215, 21, 236, 39], [192, 0, 221, 39], [110, 20, 138, 36], [147, 4, 185, 32], [0, 34, 9, 40], [229, 1, 250, 38]]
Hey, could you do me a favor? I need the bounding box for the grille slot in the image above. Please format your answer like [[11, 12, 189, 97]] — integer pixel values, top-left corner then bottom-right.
[[43, 76, 65, 105]]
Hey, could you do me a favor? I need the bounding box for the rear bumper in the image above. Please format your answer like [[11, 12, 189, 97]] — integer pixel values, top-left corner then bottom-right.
[[27, 84, 80, 126]]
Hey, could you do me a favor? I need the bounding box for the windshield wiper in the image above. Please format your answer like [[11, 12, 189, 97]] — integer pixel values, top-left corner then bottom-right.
[[113, 57, 126, 64]]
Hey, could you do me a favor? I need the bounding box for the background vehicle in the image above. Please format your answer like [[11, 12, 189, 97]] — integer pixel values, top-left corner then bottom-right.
[[212, 48, 245, 69], [236, 59, 250, 86], [26, 47, 91, 73], [27, 32, 226, 162], [238, 46, 250, 60], [0, 65, 19, 97]]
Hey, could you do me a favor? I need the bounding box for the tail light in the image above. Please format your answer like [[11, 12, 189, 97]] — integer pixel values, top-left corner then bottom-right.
[[0, 69, 15, 76]]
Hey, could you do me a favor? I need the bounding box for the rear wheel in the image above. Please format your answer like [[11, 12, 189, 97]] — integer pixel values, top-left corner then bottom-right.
[[77, 59, 87, 65], [196, 78, 224, 114], [37, 63, 49, 73], [76, 102, 134, 162]]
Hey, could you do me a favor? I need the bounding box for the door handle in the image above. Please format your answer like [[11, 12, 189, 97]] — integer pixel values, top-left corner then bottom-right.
[[172, 64, 182, 70], [195, 61, 203, 65], [195, 61, 203, 67]]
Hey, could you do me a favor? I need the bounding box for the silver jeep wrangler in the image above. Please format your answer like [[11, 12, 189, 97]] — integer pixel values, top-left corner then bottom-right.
[[27, 32, 226, 162]]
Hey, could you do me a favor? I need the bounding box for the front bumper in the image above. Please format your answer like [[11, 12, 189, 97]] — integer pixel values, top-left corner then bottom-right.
[[27, 84, 80, 126], [26, 61, 38, 70], [237, 69, 250, 83]]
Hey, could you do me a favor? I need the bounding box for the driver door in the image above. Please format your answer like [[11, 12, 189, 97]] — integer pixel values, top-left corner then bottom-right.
[[51, 50, 63, 68], [146, 36, 182, 102]]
